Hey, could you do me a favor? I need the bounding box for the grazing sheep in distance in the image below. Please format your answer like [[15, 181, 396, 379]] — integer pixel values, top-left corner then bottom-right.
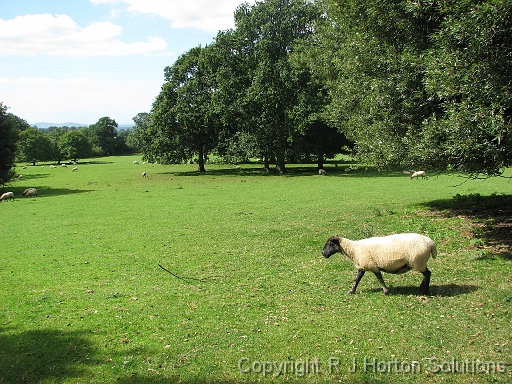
[[318, 169, 327, 176], [0, 192, 14, 202], [322, 233, 437, 295], [50, 165, 56, 169], [133, 160, 139, 164], [410, 170, 426, 179], [72, 167, 78, 172], [23, 188, 37, 197], [62, 163, 67, 167], [142, 172, 146, 177]]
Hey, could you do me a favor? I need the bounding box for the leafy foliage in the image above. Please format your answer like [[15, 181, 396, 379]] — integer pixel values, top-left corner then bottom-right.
[[0, 103, 20, 183], [146, 46, 220, 171], [17, 128, 54, 166], [313, 0, 511, 176], [58, 130, 92, 162]]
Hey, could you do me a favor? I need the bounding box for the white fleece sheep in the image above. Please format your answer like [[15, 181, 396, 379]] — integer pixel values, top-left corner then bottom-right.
[[318, 169, 327, 175], [0, 192, 14, 202], [142, 171, 146, 177], [322, 233, 437, 295], [133, 160, 139, 164], [410, 170, 426, 179], [72, 167, 78, 172], [23, 188, 37, 197]]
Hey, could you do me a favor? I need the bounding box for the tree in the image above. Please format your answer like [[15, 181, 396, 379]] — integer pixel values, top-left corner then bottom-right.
[[17, 128, 53, 166], [224, 0, 322, 172], [314, 0, 441, 171], [47, 127, 69, 163], [58, 130, 92, 162], [89, 117, 119, 156], [421, 0, 512, 176], [293, 120, 352, 169], [314, 0, 510, 176], [146, 45, 221, 172], [0, 103, 20, 183], [127, 112, 150, 152]]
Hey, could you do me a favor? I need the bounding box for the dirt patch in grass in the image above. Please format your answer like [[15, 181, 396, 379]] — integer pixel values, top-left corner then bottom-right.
[[423, 193, 512, 260]]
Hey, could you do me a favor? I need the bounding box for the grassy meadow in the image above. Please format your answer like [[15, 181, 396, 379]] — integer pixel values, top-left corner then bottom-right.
[[1, 155, 511, 383]]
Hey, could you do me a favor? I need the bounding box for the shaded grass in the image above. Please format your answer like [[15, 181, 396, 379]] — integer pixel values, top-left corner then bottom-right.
[[0, 157, 511, 383]]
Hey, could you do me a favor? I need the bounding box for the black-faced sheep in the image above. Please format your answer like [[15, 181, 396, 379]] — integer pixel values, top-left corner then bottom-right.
[[0, 192, 14, 202], [322, 233, 437, 295], [142, 171, 146, 177], [410, 170, 426, 179], [72, 167, 78, 172], [23, 188, 37, 197]]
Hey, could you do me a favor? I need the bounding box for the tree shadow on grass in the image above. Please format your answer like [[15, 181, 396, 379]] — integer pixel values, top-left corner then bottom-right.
[[160, 163, 407, 178], [375, 284, 479, 297], [7, 187, 95, 199], [423, 193, 512, 261], [0, 328, 96, 384]]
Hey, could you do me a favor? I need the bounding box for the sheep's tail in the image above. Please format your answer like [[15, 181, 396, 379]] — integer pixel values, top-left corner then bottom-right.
[[430, 242, 437, 259]]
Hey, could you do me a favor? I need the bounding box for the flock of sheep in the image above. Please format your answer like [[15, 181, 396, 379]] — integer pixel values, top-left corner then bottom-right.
[[0, 162, 79, 202]]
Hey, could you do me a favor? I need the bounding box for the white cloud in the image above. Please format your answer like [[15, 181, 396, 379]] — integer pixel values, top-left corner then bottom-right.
[[90, 0, 249, 32], [0, 14, 169, 56], [0, 77, 160, 124]]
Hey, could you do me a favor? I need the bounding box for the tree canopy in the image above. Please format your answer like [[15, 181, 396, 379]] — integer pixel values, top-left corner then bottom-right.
[[312, 0, 511, 176]]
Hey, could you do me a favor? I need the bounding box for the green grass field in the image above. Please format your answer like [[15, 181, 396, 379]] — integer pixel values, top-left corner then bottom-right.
[[1, 156, 511, 383]]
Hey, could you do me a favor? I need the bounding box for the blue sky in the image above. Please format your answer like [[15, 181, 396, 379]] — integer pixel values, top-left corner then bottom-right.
[[0, 0, 252, 125]]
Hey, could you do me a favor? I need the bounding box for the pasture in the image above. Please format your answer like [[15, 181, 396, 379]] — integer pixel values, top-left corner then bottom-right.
[[1, 156, 511, 383]]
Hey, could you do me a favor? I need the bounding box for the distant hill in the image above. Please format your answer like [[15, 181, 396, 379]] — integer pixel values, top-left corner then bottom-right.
[[32, 122, 86, 128], [32, 122, 134, 129]]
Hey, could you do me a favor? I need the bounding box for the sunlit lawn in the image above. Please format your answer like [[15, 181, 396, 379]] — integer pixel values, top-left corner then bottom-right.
[[1, 156, 511, 383]]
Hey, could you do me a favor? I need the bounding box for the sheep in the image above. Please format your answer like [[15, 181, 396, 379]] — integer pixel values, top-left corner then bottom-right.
[[322, 233, 437, 295], [72, 167, 78, 172], [318, 169, 327, 176], [0, 192, 14, 202], [23, 188, 37, 197], [133, 160, 139, 165], [410, 170, 426, 180], [142, 171, 147, 177], [62, 163, 67, 167], [50, 165, 56, 169]]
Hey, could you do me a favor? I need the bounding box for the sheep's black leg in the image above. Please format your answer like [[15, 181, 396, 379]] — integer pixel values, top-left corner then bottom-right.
[[419, 268, 431, 295], [373, 271, 390, 296], [348, 270, 365, 294]]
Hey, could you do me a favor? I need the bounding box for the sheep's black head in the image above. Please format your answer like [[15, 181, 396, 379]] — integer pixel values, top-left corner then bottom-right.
[[322, 236, 341, 258]]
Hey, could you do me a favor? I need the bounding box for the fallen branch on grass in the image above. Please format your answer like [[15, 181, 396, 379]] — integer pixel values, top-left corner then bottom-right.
[[158, 264, 224, 283]]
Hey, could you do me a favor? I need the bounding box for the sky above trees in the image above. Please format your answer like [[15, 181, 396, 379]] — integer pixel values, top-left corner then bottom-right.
[[0, 0, 255, 125]]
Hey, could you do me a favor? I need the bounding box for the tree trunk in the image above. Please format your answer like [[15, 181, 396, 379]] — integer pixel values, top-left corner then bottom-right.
[[198, 144, 206, 173], [276, 146, 286, 174], [263, 156, 270, 172], [317, 152, 324, 170]]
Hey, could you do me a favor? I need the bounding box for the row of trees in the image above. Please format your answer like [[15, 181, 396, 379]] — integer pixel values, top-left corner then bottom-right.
[[142, 0, 511, 176], [142, 0, 351, 173], [0, 107, 142, 183]]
